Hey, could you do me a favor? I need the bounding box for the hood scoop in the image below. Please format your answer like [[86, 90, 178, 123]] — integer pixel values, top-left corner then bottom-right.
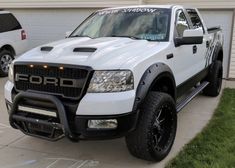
[[41, 46, 53, 52], [73, 47, 97, 53]]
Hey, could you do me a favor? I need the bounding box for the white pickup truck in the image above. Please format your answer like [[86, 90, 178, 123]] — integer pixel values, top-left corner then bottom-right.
[[5, 5, 223, 161]]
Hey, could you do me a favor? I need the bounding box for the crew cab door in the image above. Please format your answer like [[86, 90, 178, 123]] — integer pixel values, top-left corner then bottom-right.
[[186, 9, 208, 72], [172, 9, 205, 86], [172, 9, 196, 86]]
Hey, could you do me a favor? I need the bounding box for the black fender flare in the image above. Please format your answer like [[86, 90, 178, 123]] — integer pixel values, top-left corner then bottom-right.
[[207, 42, 223, 75], [212, 42, 223, 63], [132, 63, 176, 112]]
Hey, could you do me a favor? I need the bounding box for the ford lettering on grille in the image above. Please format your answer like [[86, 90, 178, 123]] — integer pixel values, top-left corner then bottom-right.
[[14, 64, 90, 99], [15, 74, 83, 88]]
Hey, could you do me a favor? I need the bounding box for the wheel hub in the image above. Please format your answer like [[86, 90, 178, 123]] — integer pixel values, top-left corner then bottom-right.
[[1, 54, 13, 73], [152, 105, 174, 152]]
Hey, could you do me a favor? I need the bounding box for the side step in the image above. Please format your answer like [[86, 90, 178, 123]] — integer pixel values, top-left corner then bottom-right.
[[176, 81, 209, 113]]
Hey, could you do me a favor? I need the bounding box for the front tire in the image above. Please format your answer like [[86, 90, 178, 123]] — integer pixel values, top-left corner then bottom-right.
[[125, 92, 177, 161], [203, 61, 223, 97], [0, 50, 14, 77]]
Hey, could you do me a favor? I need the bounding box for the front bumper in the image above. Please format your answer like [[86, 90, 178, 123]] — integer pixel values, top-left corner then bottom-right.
[[6, 91, 138, 141], [74, 112, 138, 139], [5, 81, 136, 116]]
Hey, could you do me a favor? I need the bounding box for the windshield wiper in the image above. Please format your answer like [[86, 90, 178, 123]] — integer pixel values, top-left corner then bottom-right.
[[110, 35, 158, 41], [110, 35, 142, 40], [69, 34, 158, 41]]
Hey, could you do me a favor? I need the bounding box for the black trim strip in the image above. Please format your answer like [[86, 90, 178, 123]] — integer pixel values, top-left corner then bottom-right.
[[207, 26, 221, 33]]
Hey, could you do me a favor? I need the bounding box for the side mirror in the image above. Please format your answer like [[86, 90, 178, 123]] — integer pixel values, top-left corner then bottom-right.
[[175, 28, 203, 47], [65, 31, 72, 38]]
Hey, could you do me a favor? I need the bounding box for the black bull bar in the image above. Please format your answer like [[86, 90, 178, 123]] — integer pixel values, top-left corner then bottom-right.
[[9, 91, 79, 141]]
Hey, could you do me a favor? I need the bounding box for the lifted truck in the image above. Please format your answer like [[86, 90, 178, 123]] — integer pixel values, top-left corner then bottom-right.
[[5, 5, 223, 161]]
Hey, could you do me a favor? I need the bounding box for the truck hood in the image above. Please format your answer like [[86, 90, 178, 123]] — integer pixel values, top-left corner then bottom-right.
[[16, 37, 168, 69]]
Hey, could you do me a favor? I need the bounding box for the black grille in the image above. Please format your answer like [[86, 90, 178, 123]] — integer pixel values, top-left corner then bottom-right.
[[14, 63, 91, 99]]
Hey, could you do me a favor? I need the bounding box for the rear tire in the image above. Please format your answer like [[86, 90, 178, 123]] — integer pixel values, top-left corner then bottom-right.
[[203, 61, 223, 97], [0, 50, 14, 77], [125, 92, 177, 161]]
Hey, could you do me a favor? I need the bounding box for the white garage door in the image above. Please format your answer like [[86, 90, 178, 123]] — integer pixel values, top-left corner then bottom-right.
[[200, 10, 233, 78], [8, 9, 97, 49]]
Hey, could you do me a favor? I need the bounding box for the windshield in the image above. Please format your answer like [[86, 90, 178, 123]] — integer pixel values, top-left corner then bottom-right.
[[70, 8, 171, 41]]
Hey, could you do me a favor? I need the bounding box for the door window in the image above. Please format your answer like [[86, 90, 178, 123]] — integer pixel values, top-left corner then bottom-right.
[[0, 13, 22, 33], [186, 9, 204, 30], [175, 10, 189, 37]]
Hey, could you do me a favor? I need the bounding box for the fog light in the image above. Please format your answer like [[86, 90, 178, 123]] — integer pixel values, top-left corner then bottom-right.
[[88, 119, 118, 129]]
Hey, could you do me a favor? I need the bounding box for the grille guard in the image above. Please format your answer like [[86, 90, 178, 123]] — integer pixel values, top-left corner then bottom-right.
[[9, 91, 79, 141]]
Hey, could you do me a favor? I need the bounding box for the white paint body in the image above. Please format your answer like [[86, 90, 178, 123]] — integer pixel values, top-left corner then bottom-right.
[[0, 11, 28, 56], [4, 5, 223, 115]]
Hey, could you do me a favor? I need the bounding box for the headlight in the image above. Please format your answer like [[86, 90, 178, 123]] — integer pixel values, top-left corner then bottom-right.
[[88, 70, 134, 93], [8, 63, 14, 83]]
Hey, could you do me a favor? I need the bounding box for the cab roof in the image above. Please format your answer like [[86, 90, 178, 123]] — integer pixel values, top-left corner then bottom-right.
[[0, 10, 10, 14]]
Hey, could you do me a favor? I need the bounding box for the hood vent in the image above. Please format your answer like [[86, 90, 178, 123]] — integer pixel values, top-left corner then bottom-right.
[[73, 47, 97, 53], [41, 46, 53, 52]]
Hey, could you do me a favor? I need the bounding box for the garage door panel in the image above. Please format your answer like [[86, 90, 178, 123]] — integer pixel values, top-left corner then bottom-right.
[[200, 10, 233, 78], [9, 9, 97, 49]]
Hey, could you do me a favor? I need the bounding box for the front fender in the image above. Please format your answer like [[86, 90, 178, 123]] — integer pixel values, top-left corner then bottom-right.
[[132, 63, 176, 111]]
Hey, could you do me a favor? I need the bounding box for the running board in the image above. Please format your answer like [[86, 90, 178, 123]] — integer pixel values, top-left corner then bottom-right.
[[176, 81, 209, 113]]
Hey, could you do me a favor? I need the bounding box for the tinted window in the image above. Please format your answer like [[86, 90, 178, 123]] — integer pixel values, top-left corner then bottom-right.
[[70, 8, 172, 41], [0, 13, 22, 33], [175, 10, 189, 37], [186, 9, 203, 29]]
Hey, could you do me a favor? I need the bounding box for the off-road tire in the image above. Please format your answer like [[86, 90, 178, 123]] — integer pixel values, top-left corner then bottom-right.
[[125, 92, 177, 161], [0, 50, 14, 77], [203, 61, 223, 97]]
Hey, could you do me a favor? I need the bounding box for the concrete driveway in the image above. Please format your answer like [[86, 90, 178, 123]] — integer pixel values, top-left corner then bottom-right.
[[0, 77, 233, 168]]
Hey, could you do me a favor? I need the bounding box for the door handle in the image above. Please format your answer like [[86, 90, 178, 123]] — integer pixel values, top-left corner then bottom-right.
[[193, 45, 197, 54]]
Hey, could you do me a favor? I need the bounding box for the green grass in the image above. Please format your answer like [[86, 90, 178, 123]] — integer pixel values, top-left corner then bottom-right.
[[166, 88, 235, 168]]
